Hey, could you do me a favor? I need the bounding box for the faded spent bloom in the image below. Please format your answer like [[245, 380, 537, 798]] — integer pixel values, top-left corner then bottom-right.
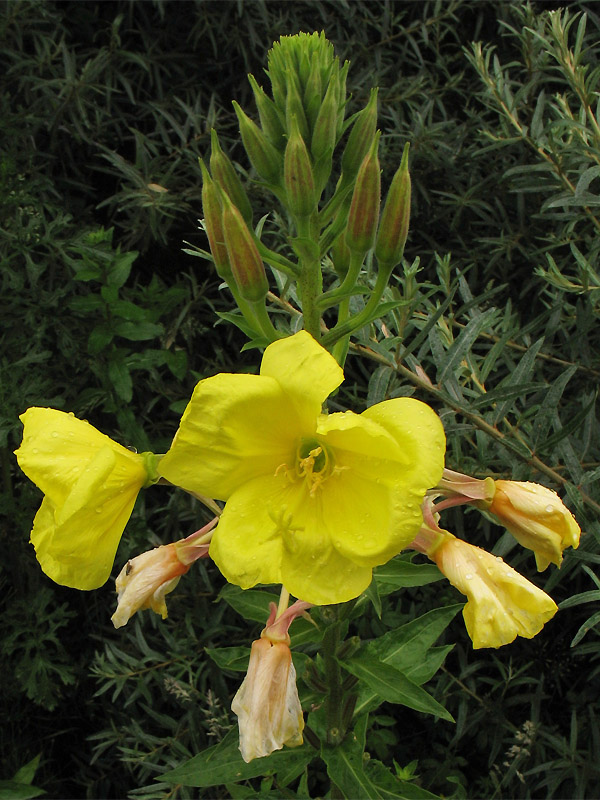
[[15, 407, 159, 590], [232, 638, 304, 763], [158, 331, 446, 605], [111, 523, 215, 628], [430, 530, 557, 649], [489, 480, 580, 571], [232, 600, 310, 762]]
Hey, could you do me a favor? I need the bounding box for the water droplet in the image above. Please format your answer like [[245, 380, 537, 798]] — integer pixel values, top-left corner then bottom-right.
[[95, 506, 103, 514], [545, 505, 554, 513], [465, 573, 473, 580], [32, 448, 39, 454], [51, 431, 59, 437]]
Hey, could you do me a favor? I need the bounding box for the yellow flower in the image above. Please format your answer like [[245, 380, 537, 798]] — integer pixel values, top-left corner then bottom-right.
[[232, 637, 304, 762], [111, 544, 190, 628], [431, 531, 557, 649], [489, 480, 580, 570], [158, 331, 445, 604], [15, 407, 158, 590]]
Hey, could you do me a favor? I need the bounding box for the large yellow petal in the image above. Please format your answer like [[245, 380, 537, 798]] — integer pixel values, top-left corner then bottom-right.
[[31, 473, 142, 590], [210, 473, 372, 605], [159, 373, 305, 500], [208, 474, 287, 589], [361, 398, 446, 492], [314, 408, 440, 563], [317, 410, 409, 484], [260, 331, 344, 428], [15, 407, 144, 505]]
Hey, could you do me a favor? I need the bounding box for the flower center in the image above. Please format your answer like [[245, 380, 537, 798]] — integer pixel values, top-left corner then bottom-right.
[[276, 437, 345, 495]]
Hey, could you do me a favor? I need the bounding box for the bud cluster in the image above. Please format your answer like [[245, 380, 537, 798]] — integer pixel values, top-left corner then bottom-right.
[[198, 31, 414, 356]]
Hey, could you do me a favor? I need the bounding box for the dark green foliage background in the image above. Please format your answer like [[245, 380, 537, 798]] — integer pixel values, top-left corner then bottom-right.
[[2, 0, 600, 797]]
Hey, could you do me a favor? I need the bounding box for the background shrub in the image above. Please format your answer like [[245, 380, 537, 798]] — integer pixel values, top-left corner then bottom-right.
[[2, 1, 600, 797]]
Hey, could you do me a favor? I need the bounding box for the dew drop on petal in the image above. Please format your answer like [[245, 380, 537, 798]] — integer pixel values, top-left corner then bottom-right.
[[545, 505, 554, 513], [51, 431, 59, 437], [465, 573, 473, 580]]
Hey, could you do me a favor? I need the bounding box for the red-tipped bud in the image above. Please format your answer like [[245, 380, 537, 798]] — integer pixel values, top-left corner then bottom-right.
[[209, 130, 253, 226], [233, 101, 282, 185], [375, 142, 411, 268], [221, 191, 269, 302], [200, 159, 231, 281], [340, 88, 378, 181], [345, 132, 381, 255], [284, 116, 316, 218]]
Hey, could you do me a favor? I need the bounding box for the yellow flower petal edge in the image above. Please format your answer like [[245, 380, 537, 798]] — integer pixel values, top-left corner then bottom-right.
[[15, 407, 159, 589], [260, 330, 344, 428], [163, 332, 446, 604], [490, 480, 580, 570], [431, 531, 557, 649]]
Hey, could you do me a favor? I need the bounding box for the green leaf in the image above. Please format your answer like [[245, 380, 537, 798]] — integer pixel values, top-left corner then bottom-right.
[[373, 557, 443, 594], [366, 760, 441, 799], [205, 646, 250, 672], [113, 320, 163, 341], [0, 782, 45, 800], [367, 365, 394, 407], [491, 338, 544, 424], [342, 654, 453, 721], [218, 585, 279, 623], [403, 645, 454, 686], [107, 250, 138, 287], [531, 365, 577, 447], [108, 358, 133, 402], [161, 728, 313, 787], [321, 717, 383, 799], [369, 604, 462, 673], [87, 324, 114, 355], [68, 294, 104, 313], [438, 308, 498, 385], [13, 755, 42, 787]]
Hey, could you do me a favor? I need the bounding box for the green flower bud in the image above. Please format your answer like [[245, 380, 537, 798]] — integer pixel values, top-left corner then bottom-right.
[[336, 61, 350, 139], [248, 74, 286, 150], [375, 142, 411, 268], [284, 116, 316, 219], [341, 88, 378, 182], [285, 73, 310, 144], [331, 229, 351, 280], [345, 132, 381, 255], [209, 129, 253, 226], [303, 56, 323, 130], [200, 159, 231, 281], [220, 191, 269, 302], [311, 68, 339, 162], [233, 101, 282, 185]]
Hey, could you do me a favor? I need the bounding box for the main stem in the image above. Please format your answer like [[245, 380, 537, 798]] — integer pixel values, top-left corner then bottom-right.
[[297, 214, 323, 341], [322, 619, 344, 745]]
